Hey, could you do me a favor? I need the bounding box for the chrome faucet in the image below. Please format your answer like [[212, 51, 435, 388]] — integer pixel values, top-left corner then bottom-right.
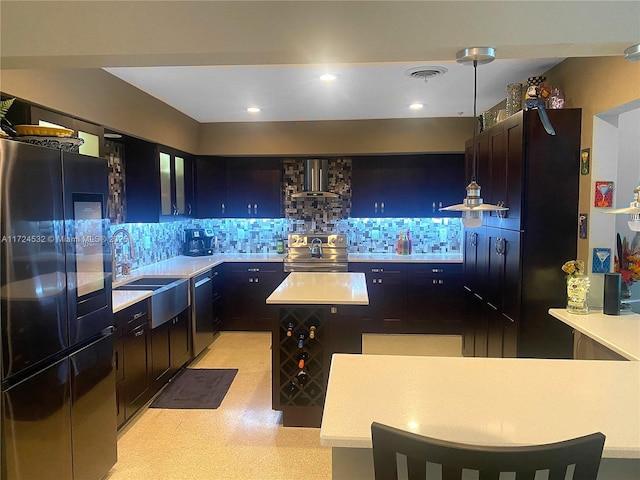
[[309, 237, 323, 258], [109, 228, 137, 282]]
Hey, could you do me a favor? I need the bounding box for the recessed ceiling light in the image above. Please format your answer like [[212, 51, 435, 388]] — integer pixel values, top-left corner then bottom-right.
[[320, 73, 338, 82], [409, 103, 424, 110], [247, 107, 261, 113]]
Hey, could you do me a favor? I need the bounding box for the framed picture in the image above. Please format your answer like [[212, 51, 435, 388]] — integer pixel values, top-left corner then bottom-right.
[[594, 181, 614, 208], [592, 247, 611, 273], [580, 148, 590, 175], [579, 213, 588, 239]]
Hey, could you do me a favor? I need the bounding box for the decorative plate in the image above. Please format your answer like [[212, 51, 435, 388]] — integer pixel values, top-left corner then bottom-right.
[[16, 135, 84, 152], [14, 124, 74, 137]]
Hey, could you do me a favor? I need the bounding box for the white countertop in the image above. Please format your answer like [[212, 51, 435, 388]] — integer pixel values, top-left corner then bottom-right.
[[112, 290, 152, 313], [549, 308, 640, 361], [266, 272, 369, 305], [320, 354, 640, 459], [348, 252, 462, 263]]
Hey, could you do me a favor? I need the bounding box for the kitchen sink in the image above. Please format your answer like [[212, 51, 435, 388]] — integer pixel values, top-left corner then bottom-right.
[[116, 276, 185, 287], [115, 277, 189, 328]]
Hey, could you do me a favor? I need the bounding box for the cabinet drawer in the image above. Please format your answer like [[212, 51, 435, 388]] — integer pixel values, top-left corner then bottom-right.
[[115, 300, 150, 335]]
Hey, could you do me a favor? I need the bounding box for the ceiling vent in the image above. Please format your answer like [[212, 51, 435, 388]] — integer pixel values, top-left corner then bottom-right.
[[404, 66, 448, 83]]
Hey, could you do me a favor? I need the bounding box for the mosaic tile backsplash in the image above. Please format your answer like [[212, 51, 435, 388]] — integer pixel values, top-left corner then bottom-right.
[[108, 156, 460, 269], [109, 217, 462, 270]]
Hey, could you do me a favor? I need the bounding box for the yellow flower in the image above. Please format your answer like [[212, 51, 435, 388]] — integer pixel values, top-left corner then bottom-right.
[[562, 260, 584, 277]]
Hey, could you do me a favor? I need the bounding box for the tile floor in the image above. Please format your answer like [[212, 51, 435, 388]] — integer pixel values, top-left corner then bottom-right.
[[105, 331, 462, 480]]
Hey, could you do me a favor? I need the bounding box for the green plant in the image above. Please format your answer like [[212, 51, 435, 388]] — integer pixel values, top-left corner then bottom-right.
[[0, 98, 15, 120]]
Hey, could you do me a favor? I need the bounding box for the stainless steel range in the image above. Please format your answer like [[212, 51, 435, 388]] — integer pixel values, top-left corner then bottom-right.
[[284, 233, 348, 272]]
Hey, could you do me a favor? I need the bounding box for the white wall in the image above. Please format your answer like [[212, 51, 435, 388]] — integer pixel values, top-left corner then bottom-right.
[[589, 100, 640, 308]]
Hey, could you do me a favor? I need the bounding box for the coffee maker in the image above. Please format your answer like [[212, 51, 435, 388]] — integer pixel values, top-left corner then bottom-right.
[[183, 228, 214, 256]]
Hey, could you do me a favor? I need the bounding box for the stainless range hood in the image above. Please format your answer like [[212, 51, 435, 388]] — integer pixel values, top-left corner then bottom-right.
[[291, 159, 340, 198]]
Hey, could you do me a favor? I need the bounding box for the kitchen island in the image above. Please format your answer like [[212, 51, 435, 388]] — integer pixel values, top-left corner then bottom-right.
[[266, 272, 369, 427], [320, 353, 640, 479]]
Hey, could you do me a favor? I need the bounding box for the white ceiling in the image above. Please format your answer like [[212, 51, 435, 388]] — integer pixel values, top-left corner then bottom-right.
[[3, 1, 637, 125], [104, 58, 563, 123]]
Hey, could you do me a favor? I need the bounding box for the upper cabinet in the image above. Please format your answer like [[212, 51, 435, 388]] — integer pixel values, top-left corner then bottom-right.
[[351, 154, 464, 218], [123, 137, 194, 223], [194, 156, 226, 218], [196, 156, 283, 218], [6, 102, 105, 158]]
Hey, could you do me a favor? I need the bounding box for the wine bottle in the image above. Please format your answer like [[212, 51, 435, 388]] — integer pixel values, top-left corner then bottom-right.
[[297, 331, 306, 348], [286, 322, 295, 337], [297, 351, 309, 369], [309, 325, 317, 339], [285, 381, 298, 397], [296, 368, 308, 386]]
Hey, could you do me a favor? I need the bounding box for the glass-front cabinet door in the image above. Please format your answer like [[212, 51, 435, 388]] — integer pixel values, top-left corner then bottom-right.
[[158, 148, 192, 218]]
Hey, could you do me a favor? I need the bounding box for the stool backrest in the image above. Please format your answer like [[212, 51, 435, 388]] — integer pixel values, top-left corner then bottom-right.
[[371, 422, 605, 480]]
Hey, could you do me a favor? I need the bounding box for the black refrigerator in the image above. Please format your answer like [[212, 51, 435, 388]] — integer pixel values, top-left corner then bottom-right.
[[0, 139, 117, 480]]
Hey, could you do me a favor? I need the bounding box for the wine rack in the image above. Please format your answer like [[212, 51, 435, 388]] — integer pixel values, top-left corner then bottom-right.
[[275, 306, 326, 426]]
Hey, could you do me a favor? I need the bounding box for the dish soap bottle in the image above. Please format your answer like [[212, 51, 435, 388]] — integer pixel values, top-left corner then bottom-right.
[[406, 231, 412, 255], [276, 235, 284, 254], [397, 231, 404, 255]]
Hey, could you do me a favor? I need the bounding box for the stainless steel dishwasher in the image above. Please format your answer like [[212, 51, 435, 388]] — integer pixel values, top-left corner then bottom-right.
[[191, 269, 214, 357]]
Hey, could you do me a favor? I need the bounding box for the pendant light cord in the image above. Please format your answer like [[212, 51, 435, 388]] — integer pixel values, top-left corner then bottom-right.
[[471, 59, 478, 183]]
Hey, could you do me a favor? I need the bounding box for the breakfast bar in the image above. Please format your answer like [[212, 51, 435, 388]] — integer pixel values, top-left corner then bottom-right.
[[320, 354, 640, 479]]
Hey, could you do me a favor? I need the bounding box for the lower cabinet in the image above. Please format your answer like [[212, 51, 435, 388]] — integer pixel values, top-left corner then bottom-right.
[[151, 309, 191, 392], [114, 335, 125, 427], [348, 262, 464, 335], [348, 263, 407, 332], [223, 262, 285, 331], [115, 299, 191, 430], [121, 310, 152, 424], [406, 263, 464, 334]]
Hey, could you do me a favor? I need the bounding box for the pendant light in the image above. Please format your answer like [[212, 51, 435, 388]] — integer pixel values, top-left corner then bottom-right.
[[440, 47, 508, 228], [603, 184, 640, 232]]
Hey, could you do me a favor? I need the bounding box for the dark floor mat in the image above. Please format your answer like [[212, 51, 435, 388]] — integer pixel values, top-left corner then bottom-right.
[[149, 368, 238, 409]]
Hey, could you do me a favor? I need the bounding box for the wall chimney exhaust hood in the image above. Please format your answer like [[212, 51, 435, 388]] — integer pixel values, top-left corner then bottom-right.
[[291, 159, 340, 198]]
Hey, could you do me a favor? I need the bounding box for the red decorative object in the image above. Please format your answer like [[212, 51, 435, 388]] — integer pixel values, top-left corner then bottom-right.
[[594, 181, 614, 207]]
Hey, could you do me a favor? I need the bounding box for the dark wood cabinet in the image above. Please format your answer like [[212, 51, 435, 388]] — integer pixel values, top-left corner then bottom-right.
[[349, 263, 407, 332], [406, 263, 464, 335], [348, 262, 463, 336], [211, 265, 224, 333], [461, 109, 582, 359], [195, 156, 282, 218], [123, 137, 194, 222], [224, 157, 282, 217], [119, 302, 152, 422], [150, 321, 171, 389], [195, 156, 226, 218], [151, 310, 191, 392], [223, 262, 285, 330], [351, 154, 464, 218], [113, 335, 125, 428], [170, 311, 191, 369]]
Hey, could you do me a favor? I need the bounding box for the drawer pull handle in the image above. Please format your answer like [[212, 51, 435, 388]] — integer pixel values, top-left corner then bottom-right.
[[132, 312, 145, 320], [134, 329, 144, 337]]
